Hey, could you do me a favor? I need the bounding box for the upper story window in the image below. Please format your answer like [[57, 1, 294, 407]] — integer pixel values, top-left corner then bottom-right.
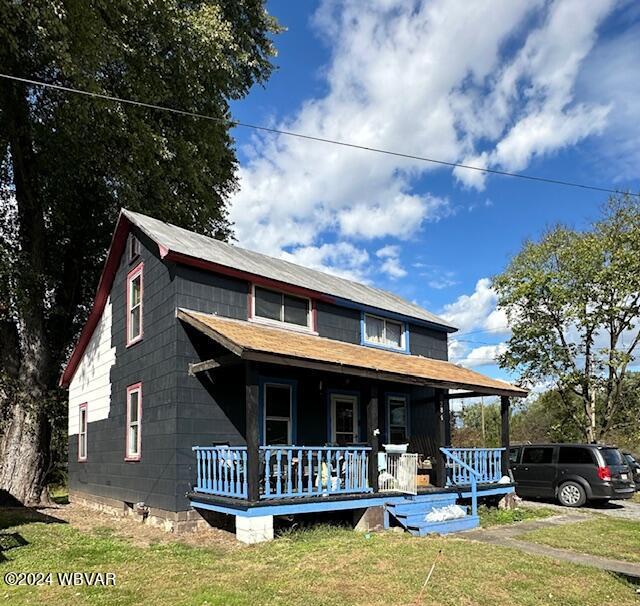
[[364, 314, 405, 350], [252, 285, 311, 330], [126, 263, 143, 346], [129, 235, 140, 262]]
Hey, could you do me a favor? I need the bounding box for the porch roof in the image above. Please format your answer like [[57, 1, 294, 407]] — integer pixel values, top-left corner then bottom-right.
[[177, 309, 527, 398]]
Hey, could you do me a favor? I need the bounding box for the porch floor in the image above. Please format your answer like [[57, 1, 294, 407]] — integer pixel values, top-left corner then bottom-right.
[[188, 483, 515, 518]]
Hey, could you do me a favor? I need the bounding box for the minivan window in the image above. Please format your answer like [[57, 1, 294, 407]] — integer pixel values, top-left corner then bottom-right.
[[600, 448, 624, 466], [522, 447, 553, 464], [558, 447, 594, 465], [509, 448, 520, 464]]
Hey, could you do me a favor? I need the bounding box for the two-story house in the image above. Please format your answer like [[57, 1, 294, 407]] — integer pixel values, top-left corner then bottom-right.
[[61, 210, 526, 543]]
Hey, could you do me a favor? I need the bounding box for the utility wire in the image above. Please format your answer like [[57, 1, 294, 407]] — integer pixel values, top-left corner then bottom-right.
[[1, 73, 638, 199]]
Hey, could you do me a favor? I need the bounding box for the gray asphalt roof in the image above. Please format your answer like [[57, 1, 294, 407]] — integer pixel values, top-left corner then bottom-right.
[[123, 209, 456, 330]]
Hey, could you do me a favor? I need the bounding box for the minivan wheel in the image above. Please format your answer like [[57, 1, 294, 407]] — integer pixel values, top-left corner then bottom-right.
[[558, 481, 586, 507]]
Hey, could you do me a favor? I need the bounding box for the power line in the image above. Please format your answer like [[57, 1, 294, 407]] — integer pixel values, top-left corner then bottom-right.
[[1, 73, 638, 199]]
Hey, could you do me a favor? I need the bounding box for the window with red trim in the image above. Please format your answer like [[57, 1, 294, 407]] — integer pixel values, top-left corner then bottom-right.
[[78, 403, 88, 461], [126, 263, 143, 346], [125, 383, 142, 460]]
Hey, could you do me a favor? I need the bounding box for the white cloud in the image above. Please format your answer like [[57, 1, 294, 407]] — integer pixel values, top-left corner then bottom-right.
[[280, 242, 370, 282], [231, 0, 619, 277], [440, 278, 509, 335], [455, 343, 508, 368], [375, 244, 406, 279]]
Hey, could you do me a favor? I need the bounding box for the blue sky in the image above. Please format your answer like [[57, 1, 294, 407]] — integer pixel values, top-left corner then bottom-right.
[[228, 0, 640, 383]]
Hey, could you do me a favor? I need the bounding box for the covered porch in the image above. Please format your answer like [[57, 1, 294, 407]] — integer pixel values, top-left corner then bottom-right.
[[178, 309, 526, 541]]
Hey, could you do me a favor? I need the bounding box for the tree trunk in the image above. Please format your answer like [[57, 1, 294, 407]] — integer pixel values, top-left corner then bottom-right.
[[0, 400, 50, 505]]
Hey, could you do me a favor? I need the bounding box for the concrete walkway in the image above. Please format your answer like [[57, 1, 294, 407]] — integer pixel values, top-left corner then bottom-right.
[[462, 513, 640, 578]]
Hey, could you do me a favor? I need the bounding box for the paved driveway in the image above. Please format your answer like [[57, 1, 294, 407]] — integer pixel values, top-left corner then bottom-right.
[[520, 496, 640, 521]]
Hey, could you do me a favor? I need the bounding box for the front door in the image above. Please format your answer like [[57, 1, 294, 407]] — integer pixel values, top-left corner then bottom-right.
[[331, 394, 359, 445]]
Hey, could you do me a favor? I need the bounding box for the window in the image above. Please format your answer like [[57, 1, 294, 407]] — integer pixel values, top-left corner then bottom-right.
[[364, 314, 404, 349], [522, 447, 553, 465], [78, 403, 87, 462], [331, 394, 359, 445], [558, 447, 595, 465], [600, 448, 624, 466], [126, 263, 143, 346], [129, 235, 140, 261], [253, 286, 310, 329], [387, 395, 408, 443], [264, 383, 292, 445], [509, 447, 521, 464], [125, 383, 142, 460]]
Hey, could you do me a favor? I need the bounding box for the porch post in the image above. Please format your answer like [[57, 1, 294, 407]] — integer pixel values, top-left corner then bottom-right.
[[367, 384, 379, 492], [500, 396, 510, 476], [245, 362, 260, 502], [436, 389, 450, 487]]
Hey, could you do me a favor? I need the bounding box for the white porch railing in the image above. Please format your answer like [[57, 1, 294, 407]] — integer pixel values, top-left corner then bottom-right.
[[378, 453, 418, 495]]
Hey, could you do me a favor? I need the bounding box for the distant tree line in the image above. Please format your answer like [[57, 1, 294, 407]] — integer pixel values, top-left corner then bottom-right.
[[452, 372, 640, 454]]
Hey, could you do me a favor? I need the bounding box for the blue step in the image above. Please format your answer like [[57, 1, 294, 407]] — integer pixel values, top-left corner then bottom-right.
[[385, 493, 479, 537], [387, 495, 457, 516], [406, 515, 480, 537]]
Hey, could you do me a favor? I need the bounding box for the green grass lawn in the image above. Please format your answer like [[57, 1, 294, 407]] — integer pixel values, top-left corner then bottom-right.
[[1, 508, 638, 606], [477, 505, 556, 528], [520, 516, 640, 564]]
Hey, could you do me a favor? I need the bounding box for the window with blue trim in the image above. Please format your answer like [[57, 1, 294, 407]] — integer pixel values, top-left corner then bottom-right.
[[364, 314, 404, 350], [387, 395, 408, 443]]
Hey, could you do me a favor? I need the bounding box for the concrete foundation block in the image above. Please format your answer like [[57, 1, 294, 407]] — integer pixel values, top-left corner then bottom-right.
[[353, 506, 384, 532], [235, 515, 274, 544]]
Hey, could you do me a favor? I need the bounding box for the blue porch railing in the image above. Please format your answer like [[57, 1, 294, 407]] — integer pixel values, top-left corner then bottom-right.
[[192, 445, 371, 500], [260, 446, 371, 499], [440, 447, 505, 517], [442, 447, 504, 485], [193, 446, 248, 498]]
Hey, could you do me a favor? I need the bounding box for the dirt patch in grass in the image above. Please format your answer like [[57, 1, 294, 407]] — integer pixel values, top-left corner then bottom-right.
[[520, 516, 640, 563], [4, 501, 240, 550], [1, 508, 638, 605]]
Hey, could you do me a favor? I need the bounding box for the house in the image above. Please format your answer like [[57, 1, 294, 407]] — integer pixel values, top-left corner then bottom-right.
[[61, 209, 527, 543]]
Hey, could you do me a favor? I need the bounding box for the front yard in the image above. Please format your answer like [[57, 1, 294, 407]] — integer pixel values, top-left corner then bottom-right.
[[1, 505, 638, 606], [521, 516, 640, 563]]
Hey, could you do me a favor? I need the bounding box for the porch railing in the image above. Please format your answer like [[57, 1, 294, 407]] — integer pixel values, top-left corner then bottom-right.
[[193, 446, 248, 499], [260, 446, 371, 499], [440, 447, 479, 517], [378, 453, 418, 495], [192, 445, 371, 500], [442, 447, 504, 485]]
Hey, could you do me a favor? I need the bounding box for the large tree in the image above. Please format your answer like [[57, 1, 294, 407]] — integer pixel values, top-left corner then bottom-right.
[[494, 195, 640, 443], [0, 0, 280, 504]]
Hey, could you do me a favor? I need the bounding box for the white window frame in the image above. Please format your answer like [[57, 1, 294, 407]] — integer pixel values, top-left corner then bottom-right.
[[263, 382, 292, 445], [78, 403, 88, 462], [125, 383, 142, 461], [250, 284, 314, 333], [363, 313, 405, 350], [387, 395, 408, 443], [331, 394, 359, 445], [126, 263, 143, 346]]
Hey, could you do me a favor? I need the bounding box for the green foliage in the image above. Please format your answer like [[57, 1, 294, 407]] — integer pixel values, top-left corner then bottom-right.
[[494, 195, 640, 441], [478, 505, 556, 528], [0, 0, 281, 494]]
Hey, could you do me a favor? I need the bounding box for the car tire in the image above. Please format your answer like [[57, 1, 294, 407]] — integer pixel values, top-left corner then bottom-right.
[[557, 481, 587, 507]]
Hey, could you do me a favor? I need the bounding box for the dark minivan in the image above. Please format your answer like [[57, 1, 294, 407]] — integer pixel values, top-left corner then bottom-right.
[[509, 444, 636, 507]]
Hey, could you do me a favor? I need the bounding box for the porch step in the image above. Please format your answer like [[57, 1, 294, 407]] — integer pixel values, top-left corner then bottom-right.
[[386, 494, 457, 517], [406, 515, 480, 537], [385, 494, 479, 536]]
